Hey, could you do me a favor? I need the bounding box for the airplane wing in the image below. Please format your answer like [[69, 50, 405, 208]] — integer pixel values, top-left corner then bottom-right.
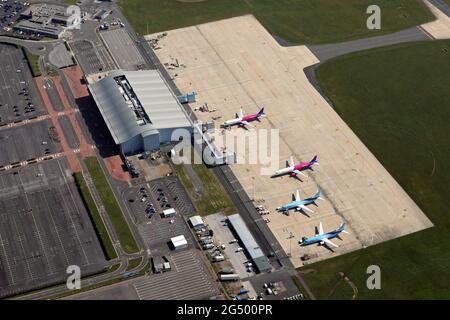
[[239, 108, 244, 118], [318, 222, 324, 235], [241, 121, 254, 128], [295, 190, 301, 201], [297, 205, 314, 213], [322, 238, 339, 248], [290, 156, 294, 167], [293, 170, 307, 177]]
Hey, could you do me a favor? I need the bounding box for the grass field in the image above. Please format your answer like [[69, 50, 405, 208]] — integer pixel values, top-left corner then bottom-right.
[[73, 173, 117, 260], [126, 257, 143, 271], [85, 157, 139, 254], [300, 40, 450, 299], [21, 47, 41, 77], [175, 163, 237, 216], [119, 0, 433, 44]]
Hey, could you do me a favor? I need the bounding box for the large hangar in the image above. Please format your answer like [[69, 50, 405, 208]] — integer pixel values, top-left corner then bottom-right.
[[89, 70, 192, 155]]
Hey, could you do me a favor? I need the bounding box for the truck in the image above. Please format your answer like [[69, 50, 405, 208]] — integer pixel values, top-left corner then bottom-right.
[[162, 208, 176, 218], [219, 267, 235, 274], [213, 255, 225, 262], [201, 238, 213, 245], [177, 92, 197, 104], [203, 243, 214, 250]]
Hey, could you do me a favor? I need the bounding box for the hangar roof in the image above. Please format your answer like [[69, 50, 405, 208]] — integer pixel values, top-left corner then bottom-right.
[[88, 70, 191, 144], [228, 214, 272, 272]]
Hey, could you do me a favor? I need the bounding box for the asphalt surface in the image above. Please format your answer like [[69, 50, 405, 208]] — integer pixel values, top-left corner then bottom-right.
[[0, 43, 46, 124], [0, 0, 27, 34], [308, 26, 431, 62], [0, 158, 107, 298], [133, 249, 219, 300], [123, 176, 196, 258], [429, 0, 450, 17], [43, 77, 65, 112], [99, 27, 146, 70], [58, 115, 80, 150], [0, 119, 62, 167]]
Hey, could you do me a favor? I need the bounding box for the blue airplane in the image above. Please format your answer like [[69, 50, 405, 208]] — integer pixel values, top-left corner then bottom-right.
[[276, 189, 323, 214], [299, 222, 348, 249]]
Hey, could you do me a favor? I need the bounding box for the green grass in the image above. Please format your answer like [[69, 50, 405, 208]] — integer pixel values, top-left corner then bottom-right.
[[21, 47, 41, 77], [108, 263, 121, 273], [73, 173, 117, 260], [84, 157, 139, 254], [126, 257, 143, 271], [175, 163, 237, 216], [300, 40, 450, 299], [119, 0, 433, 44], [291, 275, 310, 299]]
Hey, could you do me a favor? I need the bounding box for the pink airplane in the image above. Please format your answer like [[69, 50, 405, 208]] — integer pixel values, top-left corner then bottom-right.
[[221, 107, 266, 129], [272, 155, 319, 179]]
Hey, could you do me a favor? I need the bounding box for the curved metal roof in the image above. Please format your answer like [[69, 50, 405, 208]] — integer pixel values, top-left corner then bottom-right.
[[88, 70, 191, 144]]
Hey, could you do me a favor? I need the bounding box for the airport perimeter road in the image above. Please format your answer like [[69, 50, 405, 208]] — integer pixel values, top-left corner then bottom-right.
[[428, 0, 450, 17], [308, 26, 431, 62]]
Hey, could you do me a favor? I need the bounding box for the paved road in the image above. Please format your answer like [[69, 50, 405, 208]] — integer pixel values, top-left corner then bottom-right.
[[428, 0, 450, 17], [308, 26, 431, 62]]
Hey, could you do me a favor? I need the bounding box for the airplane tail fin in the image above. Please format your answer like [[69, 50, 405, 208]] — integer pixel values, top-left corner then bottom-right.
[[315, 189, 322, 200], [257, 108, 265, 116], [336, 223, 347, 233], [310, 155, 318, 165]]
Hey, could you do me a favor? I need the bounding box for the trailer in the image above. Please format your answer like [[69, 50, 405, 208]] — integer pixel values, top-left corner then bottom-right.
[[219, 274, 239, 281], [177, 92, 197, 104]]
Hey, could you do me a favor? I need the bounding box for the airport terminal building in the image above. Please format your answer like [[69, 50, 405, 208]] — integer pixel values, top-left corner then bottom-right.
[[89, 70, 192, 155]]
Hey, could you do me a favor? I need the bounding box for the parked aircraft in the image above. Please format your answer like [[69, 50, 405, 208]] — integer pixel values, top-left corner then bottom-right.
[[272, 155, 318, 179], [299, 222, 348, 249], [221, 107, 266, 129], [276, 189, 323, 214]]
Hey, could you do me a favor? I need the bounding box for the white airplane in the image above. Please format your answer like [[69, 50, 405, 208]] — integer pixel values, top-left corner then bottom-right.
[[221, 107, 266, 129], [273, 155, 318, 179]]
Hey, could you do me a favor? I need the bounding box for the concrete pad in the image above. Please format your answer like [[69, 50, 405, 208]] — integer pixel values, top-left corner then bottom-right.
[[204, 213, 255, 279], [147, 15, 433, 268], [421, 0, 450, 39]]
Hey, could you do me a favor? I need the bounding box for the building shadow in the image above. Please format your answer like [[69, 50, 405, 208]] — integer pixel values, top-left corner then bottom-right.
[[74, 95, 119, 158]]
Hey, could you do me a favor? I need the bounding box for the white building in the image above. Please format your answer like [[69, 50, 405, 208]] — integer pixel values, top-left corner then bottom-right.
[[162, 208, 176, 218], [188, 215, 204, 230], [171, 235, 188, 251], [89, 70, 192, 155]]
